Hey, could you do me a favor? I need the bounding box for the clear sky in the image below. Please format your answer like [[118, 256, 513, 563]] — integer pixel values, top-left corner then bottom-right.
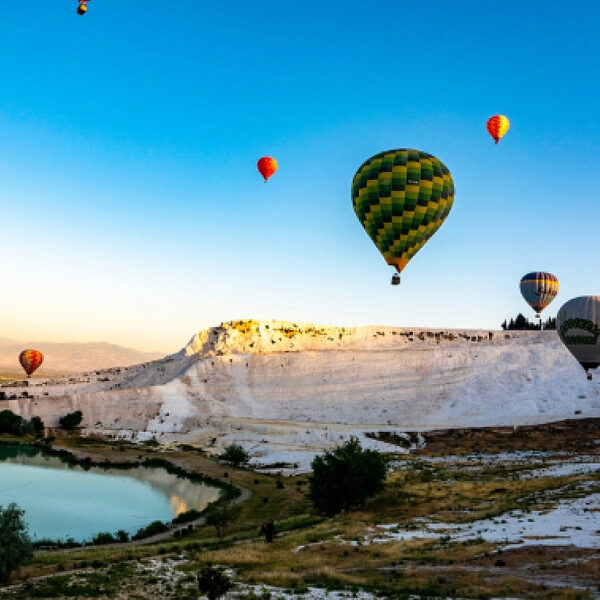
[[0, 1, 599, 353]]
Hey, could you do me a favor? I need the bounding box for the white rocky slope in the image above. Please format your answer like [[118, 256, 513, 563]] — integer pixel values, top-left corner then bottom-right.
[[1, 320, 599, 470]]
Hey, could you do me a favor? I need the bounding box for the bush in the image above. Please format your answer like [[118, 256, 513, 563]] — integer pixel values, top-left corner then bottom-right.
[[58, 410, 83, 431], [220, 444, 249, 467], [29, 416, 45, 436], [0, 503, 34, 582], [308, 438, 387, 516], [115, 530, 129, 543], [0, 410, 44, 437], [92, 532, 115, 545], [259, 521, 276, 543], [172, 509, 202, 525], [132, 520, 168, 540], [197, 565, 233, 600]]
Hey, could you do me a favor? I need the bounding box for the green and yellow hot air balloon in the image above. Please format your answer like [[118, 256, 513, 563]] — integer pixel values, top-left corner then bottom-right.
[[351, 149, 455, 284]]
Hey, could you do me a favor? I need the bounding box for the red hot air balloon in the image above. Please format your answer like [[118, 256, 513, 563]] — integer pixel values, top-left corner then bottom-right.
[[257, 157, 278, 182], [19, 350, 44, 377]]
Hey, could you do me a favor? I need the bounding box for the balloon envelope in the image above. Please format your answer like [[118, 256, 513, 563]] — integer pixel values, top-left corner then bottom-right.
[[520, 272, 559, 314], [19, 349, 44, 376], [487, 115, 510, 143], [257, 157, 277, 182], [556, 296, 600, 372], [351, 148, 454, 275]]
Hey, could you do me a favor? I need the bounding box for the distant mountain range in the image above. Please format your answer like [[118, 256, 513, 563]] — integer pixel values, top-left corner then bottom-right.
[[0, 337, 163, 376]]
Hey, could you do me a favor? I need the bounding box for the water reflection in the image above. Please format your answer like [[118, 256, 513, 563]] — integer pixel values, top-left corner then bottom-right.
[[0, 445, 220, 541]]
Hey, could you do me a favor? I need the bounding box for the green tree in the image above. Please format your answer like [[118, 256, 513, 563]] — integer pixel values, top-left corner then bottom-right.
[[0, 410, 24, 436], [309, 438, 387, 516], [29, 416, 44, 436], [92, 532, 115, 545], [204, 502, 238, 538], [0, 503, 34, 582], [220, 444, 249, 467], [514, 313, 528, 329], [115, 530, 129, 543], [197, 565, 233, 600], [58, 410, 83, 431]]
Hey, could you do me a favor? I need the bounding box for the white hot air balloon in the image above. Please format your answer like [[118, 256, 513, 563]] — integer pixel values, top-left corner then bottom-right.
[[556, 296, 600, 380]]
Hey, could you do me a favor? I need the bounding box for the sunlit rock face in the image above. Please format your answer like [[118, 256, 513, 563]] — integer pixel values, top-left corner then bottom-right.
[[1, 320, 599, 466]]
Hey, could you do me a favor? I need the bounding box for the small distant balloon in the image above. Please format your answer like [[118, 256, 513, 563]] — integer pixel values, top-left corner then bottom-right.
[[556, 296, 600, 380], [19, 350, 44, 377], [520, 272, 559, 317], [77, 0, 90, 15], [257, 157, 278, 182], [487, 115, 510, 144]]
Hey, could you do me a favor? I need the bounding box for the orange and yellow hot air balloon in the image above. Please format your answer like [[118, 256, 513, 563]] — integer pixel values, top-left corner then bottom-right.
[[257, 157, 278, 182], [19, 349, 44, 377], [487, 115, 510, 144], [77, 1, 89, 15]]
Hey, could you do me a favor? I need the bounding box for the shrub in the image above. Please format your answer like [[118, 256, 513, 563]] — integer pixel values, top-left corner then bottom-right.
[[132, 520, 168, 540], [197, 565, 233, 600], [58, 410, 83, 431], [0, 410, 24, 435], [0, 410, 44, 437], [259, 521, 276, 543], [92, 532, 115, 545], [308, 438, 387, 516], [115, 530, 129, 543], [172, 509, 202, 525], [29, 416, 45, 436], [0, 503, 34, 582]]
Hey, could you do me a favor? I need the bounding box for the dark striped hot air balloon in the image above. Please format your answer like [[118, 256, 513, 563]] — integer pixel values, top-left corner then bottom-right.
[[351, 149, 455, 285], [520, 272, 559, 318], [556, 296, 600, 380], [19, 349, 44, 377]]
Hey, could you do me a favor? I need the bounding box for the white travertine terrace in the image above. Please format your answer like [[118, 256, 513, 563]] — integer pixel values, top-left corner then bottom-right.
[[1, 320, 599, 471]]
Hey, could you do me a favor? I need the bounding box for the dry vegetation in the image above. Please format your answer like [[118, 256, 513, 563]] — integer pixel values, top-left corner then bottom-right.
[[1, 421, 599, 599]]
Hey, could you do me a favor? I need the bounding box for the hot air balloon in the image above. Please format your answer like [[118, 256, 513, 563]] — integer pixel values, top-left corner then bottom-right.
[[257, 157, 277, 182], [520, 272, 559, 319], [77, 0, 90, 15], [556, 296, 600, 380], [351, 149, 455, 285], [19, 350, 44, 377], [487, 115, 510, 144]]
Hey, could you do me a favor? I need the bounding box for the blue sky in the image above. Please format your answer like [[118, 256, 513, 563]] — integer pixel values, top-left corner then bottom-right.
[[0, 1, 599, 352]]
